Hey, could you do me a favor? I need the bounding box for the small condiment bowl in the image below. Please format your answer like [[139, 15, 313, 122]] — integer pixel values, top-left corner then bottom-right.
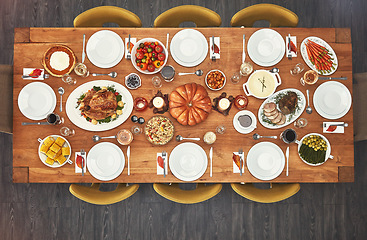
[[125, 73, 141, 90], [205, 69, 226, 91]]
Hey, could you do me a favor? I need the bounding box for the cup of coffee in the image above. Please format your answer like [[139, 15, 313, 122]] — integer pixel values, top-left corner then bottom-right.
[[300, 70, 318, 86], [160, 65, 175, 82], [46, 113, 63, 125], [280, 128, 297, 144]]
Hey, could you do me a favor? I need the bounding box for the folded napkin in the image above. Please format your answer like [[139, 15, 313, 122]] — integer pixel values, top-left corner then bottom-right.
[[285, 35, 297, 57], [233, 151, 245, 173], [23, 68, 45, 80], [323, 122, 345, 133], [209, 37, 220, 59], [125, 37, 137, 58], [156, 152, 168, 175], [75, 152, 87, 173]]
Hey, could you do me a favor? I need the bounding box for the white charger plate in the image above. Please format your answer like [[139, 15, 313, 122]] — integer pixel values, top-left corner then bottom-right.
[[233, 110, 257, 134], [87, 142, 125, 181], [86, 30, 124, 68], [313, 81, 351, 119], [65, 80, 133, 132], [18, 82, 56, 120], [170, 29, 208, 67], [169, 142, 208, 181], [247, 29, 285, 67], [246, 142, 285, 181]]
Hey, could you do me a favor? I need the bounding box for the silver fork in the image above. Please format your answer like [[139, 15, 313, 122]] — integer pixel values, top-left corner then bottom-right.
[[239, 149, 243, 176], [287, 34, 292, 60], [81, 149, 85, 176], [162, 151, 167, 177], [126, 34, 131, 60], [211, 36, 216, 61]]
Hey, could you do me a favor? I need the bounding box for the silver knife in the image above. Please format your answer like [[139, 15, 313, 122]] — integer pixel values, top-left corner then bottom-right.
[[319, 76, 347, 80], [128, 34, 131, 54], [286, 146, 290, 176], [81, 149, 85, 176], [82, 34, 86, 63], [22, 122, 49, 125], [127, 146, 130, 176], [288, 34, 292, 59], [212, 36, 215, 56], [242, 34, 246, 63], [209, 147, 213, 177]]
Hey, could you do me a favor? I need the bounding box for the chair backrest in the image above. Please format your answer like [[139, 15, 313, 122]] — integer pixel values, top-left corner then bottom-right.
[[353, 72, 367, 141], [231, 4, 298, 27], [73, 6, 142, 27], [154, 5, 221, 28], [69, 183, 139, 205], [231, 183, 300, 203], [153, 183, 222, 204], [0, 65, 13, 134]]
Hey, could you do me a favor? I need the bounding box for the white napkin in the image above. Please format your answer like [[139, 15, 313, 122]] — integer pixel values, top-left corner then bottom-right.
[[75, 152, 87, 173], [125, 37, 137, 58], [156, 152, 168, 175], [209, 37, 220, 59], [285, 35, 297, 57], [233, 151, 245, 173], [23, 68, 45, 80], [323, 122, 345, 133]]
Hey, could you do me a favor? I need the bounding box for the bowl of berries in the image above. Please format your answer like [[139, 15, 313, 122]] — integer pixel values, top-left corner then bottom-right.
[[131, 38, 168, 74]]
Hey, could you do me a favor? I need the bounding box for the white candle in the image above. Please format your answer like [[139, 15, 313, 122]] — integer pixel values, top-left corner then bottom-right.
[[153, 97, 164, 108], [218, 98, 230, 111]]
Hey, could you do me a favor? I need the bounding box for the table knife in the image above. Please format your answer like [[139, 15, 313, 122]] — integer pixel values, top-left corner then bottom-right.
[[82, 34, 86, 63], [128, 34, 131, 54], [319, 76, 347, 80], [242, 34, 246, 63], [286, 146, 290, 176], [287, 34, 292, 59], [81, 149, 85, 176], [22, 122, 49, 125], [127, 146, 130, 176], [209, 147, 213, 177]]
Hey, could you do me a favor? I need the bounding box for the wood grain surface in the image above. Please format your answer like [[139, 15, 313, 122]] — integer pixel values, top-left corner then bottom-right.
[[13, 27, 354, 183]]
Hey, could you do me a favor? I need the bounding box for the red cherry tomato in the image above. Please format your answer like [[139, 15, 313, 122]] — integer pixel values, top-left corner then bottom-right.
[[136, 51, 144, 60], [155, 45, 163, 53], [147, 64, 155, 72], [158, 52, 166, 61]]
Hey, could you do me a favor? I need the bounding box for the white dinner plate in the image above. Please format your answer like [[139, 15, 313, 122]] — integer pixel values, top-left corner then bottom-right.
[[169, 142, 208, 181], [233, 110, 257, 134], [87, 142, 125, 181], [313, 81, 351, 119], [258, 88, 306, 129], [247, 29, 285, 67], [300, 36, 338, 76], [18, 82, 56, 120], [86, 30, 124, 68], [170, 29, 208, 67], [65, 80, 133, 132], [246, 142, 285, 181]]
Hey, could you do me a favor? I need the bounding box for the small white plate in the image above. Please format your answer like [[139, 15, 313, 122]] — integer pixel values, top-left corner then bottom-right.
[[86, 30, 124, 68], [233, 110, 257, 134], [247, 29, 285, 67], [18, 82, 56, 120], [169, 142, 208, 181], [65, 80, 133, 132], [313, 81, 351, 119], [87, 142, 125, 181], [246, 142, 285, 181], [170, 29, 208, 67]]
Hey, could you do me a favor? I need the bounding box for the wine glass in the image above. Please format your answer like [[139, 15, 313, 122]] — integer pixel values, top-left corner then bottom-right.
[[60, 126, 75, 137], [61, 74, 77, 85], [290, 63, 305, 75]]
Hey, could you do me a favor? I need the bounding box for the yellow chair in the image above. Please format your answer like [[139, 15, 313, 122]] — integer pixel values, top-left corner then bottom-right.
[[153, 183, 222, 204], [230, 4, 299, 27], [231, 183, 300, 203], [69, 183, 139, 205], [154, 5, 221, 27], [0, 64, 13, 134], [73, 6, 142, 27]]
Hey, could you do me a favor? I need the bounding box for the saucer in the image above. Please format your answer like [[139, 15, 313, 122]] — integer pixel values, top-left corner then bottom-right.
[[233, 110, 257, 134]]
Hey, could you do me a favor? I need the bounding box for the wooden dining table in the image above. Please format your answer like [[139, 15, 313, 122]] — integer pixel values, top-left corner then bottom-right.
[[12, 27, 354, 183]]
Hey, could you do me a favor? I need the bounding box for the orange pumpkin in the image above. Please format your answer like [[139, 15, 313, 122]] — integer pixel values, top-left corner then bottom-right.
[[169, 83, 212, 126]]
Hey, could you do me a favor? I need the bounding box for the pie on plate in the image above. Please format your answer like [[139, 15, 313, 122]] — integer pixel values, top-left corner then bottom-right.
[[42, 45, 76, 77]]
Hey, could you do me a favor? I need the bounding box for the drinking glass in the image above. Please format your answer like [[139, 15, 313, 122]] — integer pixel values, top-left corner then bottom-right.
[[74, 62, 89, 77], [290, 63, 305, 75], [300, 70, 319, 86], [61, 74, 77, 85], [152, 76, 163, 88], [280, 128, 297, 144], [216, 125, 226, 134], [239, 62, 253, 77], [160, 65, 175, 82], [60, 126, 75, 137], [230, 71, 242, 84], [46, 113, 64, 125], [294, 118, 308, 128], [131, 125, 142, 135]]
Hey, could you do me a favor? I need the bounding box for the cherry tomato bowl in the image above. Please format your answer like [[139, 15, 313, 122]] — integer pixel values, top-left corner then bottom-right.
[[131, 38, 168, 75]]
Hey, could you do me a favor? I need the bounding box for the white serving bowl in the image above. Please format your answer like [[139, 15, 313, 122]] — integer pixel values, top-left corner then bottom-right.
[[205, 69, 226, 91]]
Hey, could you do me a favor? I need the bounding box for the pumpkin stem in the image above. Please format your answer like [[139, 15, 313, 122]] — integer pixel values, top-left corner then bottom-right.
[[188, 102, 193, 107]]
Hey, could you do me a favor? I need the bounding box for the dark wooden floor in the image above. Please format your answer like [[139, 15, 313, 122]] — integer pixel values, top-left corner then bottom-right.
[[1, 0, 367, 239]]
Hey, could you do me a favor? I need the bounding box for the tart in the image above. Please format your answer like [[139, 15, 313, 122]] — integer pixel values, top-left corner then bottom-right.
[[42, 45, 76, 77]]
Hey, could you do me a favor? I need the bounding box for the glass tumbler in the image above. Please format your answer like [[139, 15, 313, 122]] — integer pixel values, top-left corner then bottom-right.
[[62, 74, 77, 85], [60, 126, 75, 137], [290, 63, 305, 75], [152, 76, 163, 88], [74, 62, 89, 77]]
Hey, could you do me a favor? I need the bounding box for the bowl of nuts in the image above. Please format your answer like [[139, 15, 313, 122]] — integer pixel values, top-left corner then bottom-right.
[[125, 73, 141, 90], [205, 70, 226, 91]]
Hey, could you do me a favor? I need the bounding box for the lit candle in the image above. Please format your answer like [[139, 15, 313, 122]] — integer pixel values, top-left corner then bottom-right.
[[218, 98, 230, 111], [153, 97, 164, 108]]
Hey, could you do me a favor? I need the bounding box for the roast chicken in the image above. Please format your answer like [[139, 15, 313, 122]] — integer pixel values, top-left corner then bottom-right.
[[169, 83, 212, 126], [79, 89, 117, 120]]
